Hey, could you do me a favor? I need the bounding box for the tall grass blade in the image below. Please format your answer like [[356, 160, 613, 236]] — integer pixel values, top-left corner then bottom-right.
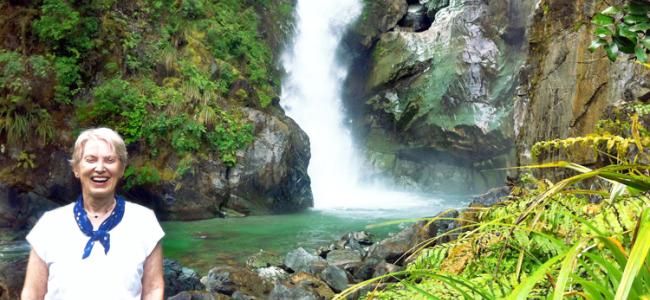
[[398, 278, 440, 300], [573, 277, 610, 300], [615, 207, 650, 300], [506, 250, 566, 300], [553, 241, 585, 300]]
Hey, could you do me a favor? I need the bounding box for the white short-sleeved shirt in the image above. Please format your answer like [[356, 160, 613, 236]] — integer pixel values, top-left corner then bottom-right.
[[26, 201, 165, 300]]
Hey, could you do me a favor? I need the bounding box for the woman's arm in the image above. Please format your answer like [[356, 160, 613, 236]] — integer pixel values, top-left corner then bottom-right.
[[21, 249, 48, 300], [141, 242, 164, 300]]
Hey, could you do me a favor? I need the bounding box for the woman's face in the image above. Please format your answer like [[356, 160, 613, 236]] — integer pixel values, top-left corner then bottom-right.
[[74, 139, 124, 201]]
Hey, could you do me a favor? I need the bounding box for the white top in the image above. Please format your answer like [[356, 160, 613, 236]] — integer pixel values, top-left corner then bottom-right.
[[26, 201, 165, 300]]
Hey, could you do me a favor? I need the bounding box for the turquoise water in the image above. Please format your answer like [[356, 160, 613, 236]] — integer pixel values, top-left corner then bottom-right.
[[0, 195, 468, 274], [162, 195, 467, 274]]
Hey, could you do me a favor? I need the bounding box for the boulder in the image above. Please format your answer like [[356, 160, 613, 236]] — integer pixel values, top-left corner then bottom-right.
[[372, 262, 403, 278], [353, 257, 383, 281], [201, 266, 271, 297], [0, 257, 26, 300], [256, 266, 289, 282], [470, 186, 511, 207], [325, 249, 362, 268], [284, 247, 327, 274], [320, 265, 349, 293], [268, 283, 317, 300], [246, 249, 283, 269], [167, 291, 223, 300], [163, 259, 204, 297], [290, 272, 336, 299]]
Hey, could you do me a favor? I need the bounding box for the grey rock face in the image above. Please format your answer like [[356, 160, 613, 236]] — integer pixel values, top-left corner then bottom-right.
[[320, 265, 349, 293], [345, 0, 408, 49], [325, 249, 362, 268], [0, 257, 26, 300], [201, 266, 271, 297], [283, 247, 327, 274], [164, 259, 204, 297], [268, 284, 317, 300], [346, 0, 535, 194]]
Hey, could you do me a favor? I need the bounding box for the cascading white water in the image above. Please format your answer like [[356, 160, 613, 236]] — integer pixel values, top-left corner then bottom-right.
[[281, 0, 432, 210]]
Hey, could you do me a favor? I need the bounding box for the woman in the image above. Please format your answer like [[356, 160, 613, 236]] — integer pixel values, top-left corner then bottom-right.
[[21, 128, 164, 300]]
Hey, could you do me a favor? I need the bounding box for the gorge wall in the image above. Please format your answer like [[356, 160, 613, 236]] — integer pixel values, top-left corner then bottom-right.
[[343, 0, 535, 194], [514, 0, 650, 168]]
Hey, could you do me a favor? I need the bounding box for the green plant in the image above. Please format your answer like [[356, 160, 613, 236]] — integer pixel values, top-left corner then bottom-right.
[[123, 164, 161, 190], [589, 0, 650, 62], [15, 151, 36, 169]]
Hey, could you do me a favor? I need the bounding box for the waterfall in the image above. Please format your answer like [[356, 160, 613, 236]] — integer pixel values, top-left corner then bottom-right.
[[281, 0, 429, 210]]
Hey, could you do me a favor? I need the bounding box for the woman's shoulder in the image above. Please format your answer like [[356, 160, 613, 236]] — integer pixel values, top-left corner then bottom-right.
[[123, 199, 158, 219], [42, 202, 75, 220]]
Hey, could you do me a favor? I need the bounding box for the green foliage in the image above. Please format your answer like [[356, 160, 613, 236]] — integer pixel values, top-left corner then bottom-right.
[[78, 78, 147, 144], [123, 164, 161, 190], [589, 0, 650, 62], [15, 151, 36, 169], [0, 51, 56, 146], [32, 0, 97, 54]]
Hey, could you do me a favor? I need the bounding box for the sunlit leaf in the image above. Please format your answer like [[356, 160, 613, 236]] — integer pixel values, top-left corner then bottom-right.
[[636, 46, 648, 63], [629, 22, 650, 32], [623, 14, 648, 25], [615, 208, 650, 300], [605, 43, 620, 61], [602, 6, 622, 16], [592, 13, 615, 26]]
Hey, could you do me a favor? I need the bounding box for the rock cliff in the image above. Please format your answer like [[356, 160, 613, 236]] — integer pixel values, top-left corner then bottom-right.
[[514, 0, 650, 168], [344, 0, 534, 193]]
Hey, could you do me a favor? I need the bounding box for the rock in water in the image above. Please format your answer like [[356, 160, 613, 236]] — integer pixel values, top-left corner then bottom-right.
[[0, 257, 26, 300], [320, 265, 349, 293], [283, 247, 327, 274], [163, 259, 204, 297]]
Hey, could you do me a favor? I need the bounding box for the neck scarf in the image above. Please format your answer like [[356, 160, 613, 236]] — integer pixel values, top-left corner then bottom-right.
[[73, 195, 125, 259]]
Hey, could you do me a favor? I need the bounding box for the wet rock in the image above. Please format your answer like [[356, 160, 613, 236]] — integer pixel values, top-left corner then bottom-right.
[[226, 108, 313, 215], [256, 266, 289, 282], [231, 291, 255, 300], [201, 266, 271, 297], [0, 257, 26, 300], [320, 265, 349, 293], [325, 249, 362, 268], [345, 0, 533, 194], [246, 249, 283, 269], [470, 186, 511, 207], [345, 0, 408, 49], [284, 247, 327, 274], [343, 231, 374, 245], [290, 272, 336, 299], [372, 262, 404, 278], [353, 257, 383, 281], [167, 291, 222, 300], [398, 4, 432, 32], [268, 283, 317, 300], [164, 259, 204, 297], [151, 107, 313, 220]]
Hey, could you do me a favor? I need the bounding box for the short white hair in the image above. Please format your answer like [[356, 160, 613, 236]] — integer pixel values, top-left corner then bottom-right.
[[69, 127, 128, 168]]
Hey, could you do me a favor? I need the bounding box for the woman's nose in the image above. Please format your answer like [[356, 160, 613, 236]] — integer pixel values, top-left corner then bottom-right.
[[95, 161, 105, 172]]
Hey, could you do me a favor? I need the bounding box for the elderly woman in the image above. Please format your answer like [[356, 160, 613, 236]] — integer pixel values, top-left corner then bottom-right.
[[21, 128, 164, 300]]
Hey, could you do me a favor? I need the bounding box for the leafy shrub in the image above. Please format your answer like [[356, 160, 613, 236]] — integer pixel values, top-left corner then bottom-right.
[[589, 1, 650, 62]]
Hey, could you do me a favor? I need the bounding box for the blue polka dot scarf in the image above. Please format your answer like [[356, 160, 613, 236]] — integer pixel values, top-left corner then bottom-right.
[[73, 195, 125, 259]]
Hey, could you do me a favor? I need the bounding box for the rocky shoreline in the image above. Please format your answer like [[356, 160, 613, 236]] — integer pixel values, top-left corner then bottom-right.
[[161, 187, 508, 300]]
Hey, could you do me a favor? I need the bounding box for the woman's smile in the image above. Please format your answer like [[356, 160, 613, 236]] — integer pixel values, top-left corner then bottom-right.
[[75, 139, 124, 201]]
